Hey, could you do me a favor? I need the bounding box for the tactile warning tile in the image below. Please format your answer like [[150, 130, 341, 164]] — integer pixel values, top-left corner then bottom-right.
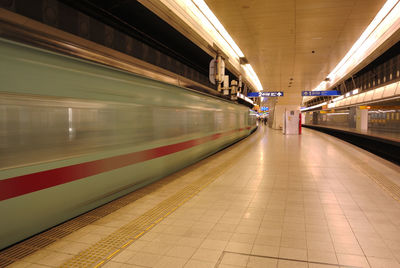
[[369, 173, 400, 202], [61, 136, 258, 267]]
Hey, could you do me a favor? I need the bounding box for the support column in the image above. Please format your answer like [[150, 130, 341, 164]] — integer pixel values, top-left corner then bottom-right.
[[356, 107, 368, 132]]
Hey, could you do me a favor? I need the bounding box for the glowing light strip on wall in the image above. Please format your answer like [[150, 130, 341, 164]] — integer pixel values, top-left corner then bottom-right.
[[191, 0, 245, 58], [158, 0, 263, 91], [306, 0, 400, 98]]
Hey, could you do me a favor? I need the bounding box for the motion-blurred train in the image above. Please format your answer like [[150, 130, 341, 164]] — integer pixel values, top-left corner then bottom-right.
[[0, 35, 257, 249]]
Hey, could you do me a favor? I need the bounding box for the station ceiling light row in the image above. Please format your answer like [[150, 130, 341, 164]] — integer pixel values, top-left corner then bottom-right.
[[306, 0, 400, 99], [161, 0, 264, 92]]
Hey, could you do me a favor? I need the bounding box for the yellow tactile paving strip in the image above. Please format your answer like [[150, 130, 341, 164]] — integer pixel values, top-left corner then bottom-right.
[[367, 172, 400, 202], [61, 135, 259, 267]]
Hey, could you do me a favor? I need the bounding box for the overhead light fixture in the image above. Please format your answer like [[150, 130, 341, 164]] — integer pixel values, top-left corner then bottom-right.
[[301, 101, 328, 111], [309, 0, 400, 95], [332, 95, 344, 102], [160, 0, 263, 92], [243, 64, 263, 92], [191, 0, 245, 58]]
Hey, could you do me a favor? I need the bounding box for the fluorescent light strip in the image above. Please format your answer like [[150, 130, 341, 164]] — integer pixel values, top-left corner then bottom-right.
[[190, 0, 262, 91], [243, 64, 263, 92], [327, 112, 349, 115], [160, 0, 263, 92], [301, 102, 327, 111], [191, 0, 244, 58], [307, 0, 400, 96]]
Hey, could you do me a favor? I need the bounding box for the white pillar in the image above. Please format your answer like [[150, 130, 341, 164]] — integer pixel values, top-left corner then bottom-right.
[[356, 107, 368, 132]]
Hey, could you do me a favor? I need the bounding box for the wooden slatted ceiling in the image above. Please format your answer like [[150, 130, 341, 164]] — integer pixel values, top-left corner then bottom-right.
[[205, 0, 386, 105]]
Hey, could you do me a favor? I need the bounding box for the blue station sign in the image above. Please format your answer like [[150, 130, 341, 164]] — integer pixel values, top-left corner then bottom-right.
[[302, 90, 341, 96], [247, 92, 284, 97]]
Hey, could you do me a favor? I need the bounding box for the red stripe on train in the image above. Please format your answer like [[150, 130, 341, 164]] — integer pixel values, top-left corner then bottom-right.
[[0, 127, 253, 201]]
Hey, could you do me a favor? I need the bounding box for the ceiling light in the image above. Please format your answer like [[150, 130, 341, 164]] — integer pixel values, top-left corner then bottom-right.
[[308, 0, 400, 96], [192, 0, 245, 58], [243, 64, 263, 92], [164, 0, 263, 93]]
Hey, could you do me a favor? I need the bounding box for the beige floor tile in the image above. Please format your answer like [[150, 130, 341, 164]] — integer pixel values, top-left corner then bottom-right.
[[308, 264, 339, 268], [112, 249, 138, 263], [247, 256, 278, 268], [307, 250, 338, 264], [126, 252, 162, 267], [100, 261, 123, 268], [184, 259, 216, 268], [218, 264, 246, 268], [230, 233, 256, 244], [200, 239, 228, 250], [307, 240, 335, 252], [154, 256, 187, 268], [235, 224, 260, 233], [225, 241, 253, 254], [177, 237, 204, 247], [306, 232, 332, 243], [251, 244, 279, 257], [258, 228, 282, 237], [367, 257, 400, 268], [278, 247, 307, 261], [221, 252, 249, 266], [277, 259, 307, 268], [207, 231, 233, 241], [138, 231, 160, 242], [254, 234, 281, 247], [337, 253, 370, 267], [363, 244, 396, 258], [35, 251, 74, 266], [333, 242, 364, 255], [192, 248, 222, 262], [102, 261, 143, 268], [140, 241, 171, 255], [166, 245, 197, 258], [280, 238, 307, 249]]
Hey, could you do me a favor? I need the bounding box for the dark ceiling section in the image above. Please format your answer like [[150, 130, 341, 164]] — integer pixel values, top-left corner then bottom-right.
[[60, 0, 213, 77]]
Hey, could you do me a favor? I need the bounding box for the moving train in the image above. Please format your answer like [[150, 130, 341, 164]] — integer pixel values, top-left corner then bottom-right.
[[0, 37, 257, 249]]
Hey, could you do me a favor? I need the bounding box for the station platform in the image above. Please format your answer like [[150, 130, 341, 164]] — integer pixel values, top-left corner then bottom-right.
[[6, 127, 400, 268]]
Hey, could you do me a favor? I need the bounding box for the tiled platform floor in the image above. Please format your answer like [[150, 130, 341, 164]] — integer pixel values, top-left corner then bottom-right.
[[9, 126, 400, 268]]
